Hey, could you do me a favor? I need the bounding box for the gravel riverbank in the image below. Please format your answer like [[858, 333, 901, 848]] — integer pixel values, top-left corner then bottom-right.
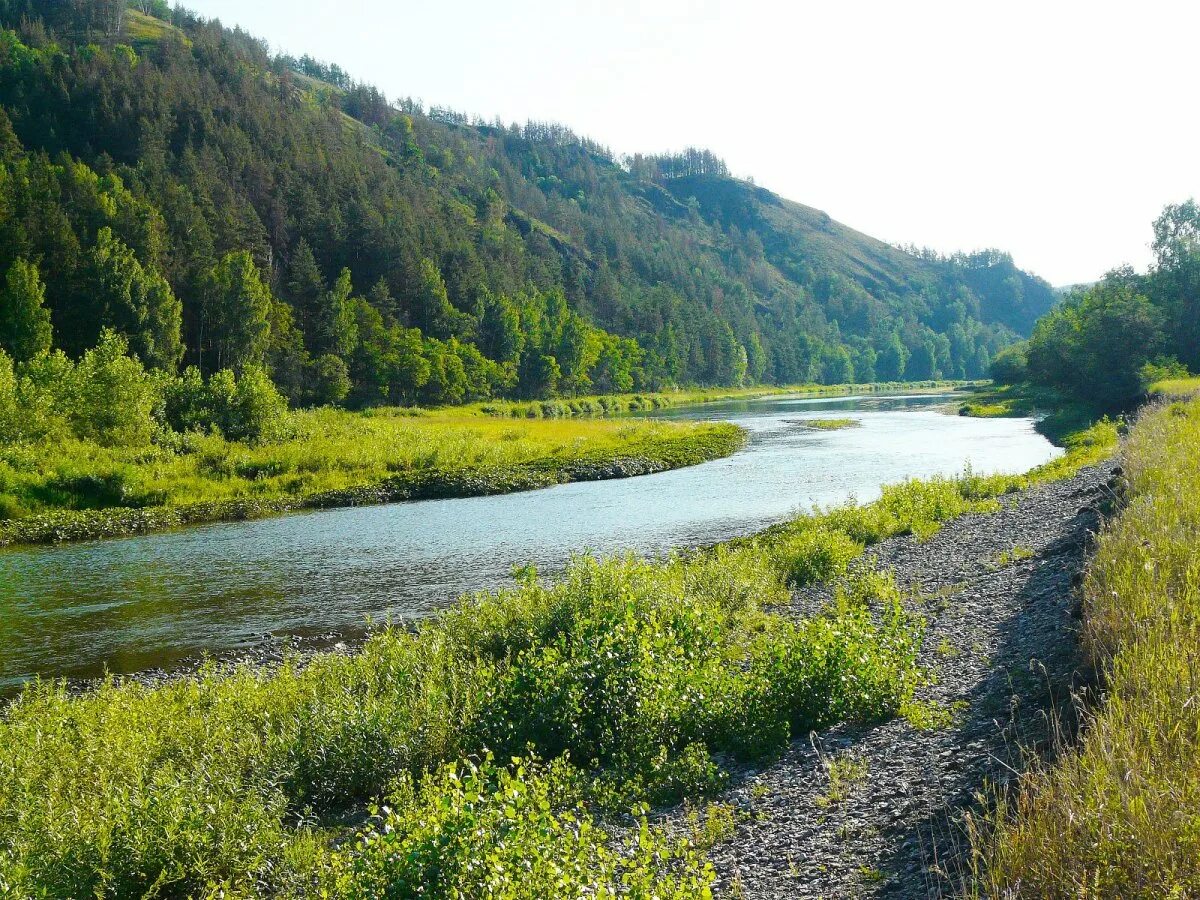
[[704, 459, 1119, 899]]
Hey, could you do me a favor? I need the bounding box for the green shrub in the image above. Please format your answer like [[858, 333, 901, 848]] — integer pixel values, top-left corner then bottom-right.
[[164, 365, 290, 443], [0, 492, 23, 520], [764, 525, 863, 586], [322, 755, 715, 899]]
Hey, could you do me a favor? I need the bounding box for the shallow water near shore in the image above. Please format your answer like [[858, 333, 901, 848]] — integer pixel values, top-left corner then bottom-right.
[[0, 392, 1060, 690]]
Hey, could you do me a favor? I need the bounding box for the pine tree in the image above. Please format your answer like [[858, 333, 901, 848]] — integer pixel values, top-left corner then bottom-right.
[[0, 258, 52, 361], [201, 252, 274, 371], [285, 239, 326, 341]]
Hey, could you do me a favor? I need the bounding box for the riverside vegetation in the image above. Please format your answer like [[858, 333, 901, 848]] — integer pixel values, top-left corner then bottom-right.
[[959, 200, 1200, 896], [971, 397, 1200, 896], [0, 414, 1116, 898], [0, 333, 744, 546], [0, 358, 975, 547]]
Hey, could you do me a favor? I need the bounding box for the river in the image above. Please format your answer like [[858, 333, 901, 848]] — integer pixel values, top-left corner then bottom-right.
[[0, 392, 1060, 690]]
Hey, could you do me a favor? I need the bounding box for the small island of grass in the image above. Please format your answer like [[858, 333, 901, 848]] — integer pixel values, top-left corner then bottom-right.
[[801, 417, 862, 431]]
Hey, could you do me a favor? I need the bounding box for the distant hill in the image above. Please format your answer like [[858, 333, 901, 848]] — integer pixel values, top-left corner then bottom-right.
[[0, 0, 1057, 404]]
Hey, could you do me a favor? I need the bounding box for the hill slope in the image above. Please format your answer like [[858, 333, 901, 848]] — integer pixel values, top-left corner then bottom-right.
[[0, 1, 1056, 404]]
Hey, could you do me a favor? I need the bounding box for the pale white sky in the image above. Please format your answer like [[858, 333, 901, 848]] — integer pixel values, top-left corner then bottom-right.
[[180, 0, 1198, 286]]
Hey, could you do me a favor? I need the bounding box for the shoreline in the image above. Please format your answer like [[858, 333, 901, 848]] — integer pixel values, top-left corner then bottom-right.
[[702, 458, 1119, 897], [0, 382, 975, 550], [0, 423, 746, 549]]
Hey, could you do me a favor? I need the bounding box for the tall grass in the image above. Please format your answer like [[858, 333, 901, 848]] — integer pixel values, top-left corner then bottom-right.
[[0, 408, 743, 545], [971, 398, 1200, 897], [1148, 374, 1200, 399]]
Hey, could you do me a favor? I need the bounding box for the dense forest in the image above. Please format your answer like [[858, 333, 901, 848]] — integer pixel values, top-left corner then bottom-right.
[[992, 201, 1200, 408], [0, 0, 1056, 422]]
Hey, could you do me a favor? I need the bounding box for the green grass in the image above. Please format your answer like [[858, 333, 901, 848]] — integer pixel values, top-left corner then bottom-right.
[[0, 379, 980, 547], [971, 398, 1200, 897], [0, 542, 924, 896], [0, 407, 744, 545], [121, 10, 188, 48], [801, 417, 861, 430], [959, 383, 1105, 444], [0, 394, 1116, 898], [815, 752, 869, 807], [1147, 375, 1200, 399]]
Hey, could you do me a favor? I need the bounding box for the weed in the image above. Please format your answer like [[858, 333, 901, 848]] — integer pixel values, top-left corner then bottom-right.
[[815, 752, 869, 807]]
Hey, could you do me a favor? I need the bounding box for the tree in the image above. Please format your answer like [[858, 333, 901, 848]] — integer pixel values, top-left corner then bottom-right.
[[310, 353, 351, 406], [86, 228, 183, 371], [315, 268, 358, 358], [285, 239, 326, 339], [745, 331, 768, 383], [409, 258, 464, 339], [72, 330, 159, 447], [875, 333, 908, 381], [367, 277, 400, 325], [819, 345, 854, 384], [518, 351, 561, 399], [200, 252, 273, 371], [478, 291, 523, 364], [0, 258, 52, 361], [989, 343, 1028, 384], [1150, 201, 1200, 370]]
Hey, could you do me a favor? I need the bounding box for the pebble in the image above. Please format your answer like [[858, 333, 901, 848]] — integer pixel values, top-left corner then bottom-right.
[[698, 460, 1117, 899]]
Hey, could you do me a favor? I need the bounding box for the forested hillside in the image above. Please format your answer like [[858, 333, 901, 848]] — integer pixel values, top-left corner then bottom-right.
[[0, 0, 1055, 408]]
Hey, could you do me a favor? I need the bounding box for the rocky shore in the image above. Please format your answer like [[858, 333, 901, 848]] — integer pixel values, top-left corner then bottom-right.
[[705, 460, 1119, 898]]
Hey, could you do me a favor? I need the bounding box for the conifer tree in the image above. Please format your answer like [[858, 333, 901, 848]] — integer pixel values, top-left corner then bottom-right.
[[0, 258, 52, 362]]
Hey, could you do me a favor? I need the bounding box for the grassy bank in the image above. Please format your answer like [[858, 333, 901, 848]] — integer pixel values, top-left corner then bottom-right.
[[478, 380, 981, 419], [0, 411, 1115, 898], [971, 397, 1200, 896], [1148, 374, 1200, 399], [0, 409, 744, 546], [957, 382, 1106, 445]]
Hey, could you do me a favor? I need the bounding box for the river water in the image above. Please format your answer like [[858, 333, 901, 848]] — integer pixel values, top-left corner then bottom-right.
[[0, 393, 1059, 690]]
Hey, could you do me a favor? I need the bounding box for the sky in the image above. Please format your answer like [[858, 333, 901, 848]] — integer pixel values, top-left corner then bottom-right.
[[179, 0, 1199, 286]]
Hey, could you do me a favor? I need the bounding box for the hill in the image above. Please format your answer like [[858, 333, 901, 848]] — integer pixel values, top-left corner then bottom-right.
[[0, 1, 1056, 405]]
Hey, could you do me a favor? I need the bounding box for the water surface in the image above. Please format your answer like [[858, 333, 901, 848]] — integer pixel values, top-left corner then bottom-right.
[[0, 393, 1059, 688]]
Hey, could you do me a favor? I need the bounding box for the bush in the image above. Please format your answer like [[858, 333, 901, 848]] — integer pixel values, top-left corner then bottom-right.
[[164, 365, 290, 443], [323, 756, 715, 899], [764, 525, 863, 586], [70, 331, 160, 447]]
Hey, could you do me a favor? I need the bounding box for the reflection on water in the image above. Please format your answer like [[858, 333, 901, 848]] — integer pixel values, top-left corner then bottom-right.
[[0, 393, 1060, 688]]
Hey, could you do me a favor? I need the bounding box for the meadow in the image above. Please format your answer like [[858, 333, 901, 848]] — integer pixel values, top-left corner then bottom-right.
[[0, 379, 978, 547], [0, 413, 1116, 898], [0, 406, 743, 546], [972, 396, 1200, 896], [1147, 374, 1200, 399]]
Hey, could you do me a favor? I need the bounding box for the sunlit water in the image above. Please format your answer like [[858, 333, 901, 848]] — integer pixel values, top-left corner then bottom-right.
[[0, 393, 1060, 689]]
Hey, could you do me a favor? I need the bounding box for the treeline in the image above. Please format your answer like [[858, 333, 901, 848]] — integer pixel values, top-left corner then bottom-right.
[[992, 202, 1200, 408], [0, 2, 1046, 417], [626, 147, 732, 181]]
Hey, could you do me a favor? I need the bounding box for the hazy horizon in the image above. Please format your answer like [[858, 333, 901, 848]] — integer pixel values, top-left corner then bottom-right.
[[177, 0, 1198, 286]]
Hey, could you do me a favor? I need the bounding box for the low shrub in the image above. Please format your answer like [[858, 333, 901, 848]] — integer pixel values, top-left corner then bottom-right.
[[321, 755, 715, 900]]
